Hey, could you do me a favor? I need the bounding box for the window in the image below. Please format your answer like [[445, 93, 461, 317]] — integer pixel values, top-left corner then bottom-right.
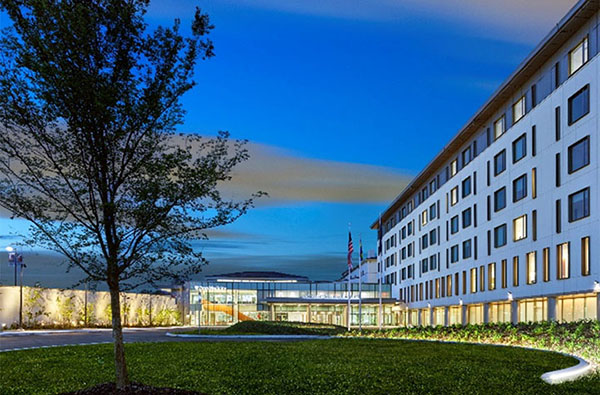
[[462, 147, 472, 166], [513, 174, 527, 202], [494, 224, 507, 248], [513, 256, 519, 286], [569, 36, 588, 75], [429, 203, 437, 220], [408, 243, 413, 257], [581, 237, 590, 276], [451, 245, 459, 263], [462, 208, 472, 228], [494, 187, 506, 212], [421, 258, 428, 274], [488, 263, 496, 290], [463, 239, 472, 259], [568, 85, 590, 125], [430, 229, 437, 245], [421, 210, 428, 226], [512, 134, 526, 163], [557, 242, 570, 280], [462, 177, 471, 198], [494, 115, 505, 140], [430, 179, 437, 194], [526, 252, 537, 284], [451, 187, 459, 206], [407, 221, 413, 236], [401, 227, 406, 240], [450, 216, 459, 234], [568, 188, 590, 222], [531, 84, 537, 108], [422, 187, 429, 201], [568, 136, 590, 174], [543, 248, 550, 282], [401, 247, 406, 260], [501, 259, 507, 288], [513, 215, 527, 241], [513, 96, 525, 123], [430, 254, 437, 270], [470, 268, 477, 293], [532, 168, 537, 199], [421, 234, 429, 249], [451, 159, 458, 177], [494, 150, 506, 176]]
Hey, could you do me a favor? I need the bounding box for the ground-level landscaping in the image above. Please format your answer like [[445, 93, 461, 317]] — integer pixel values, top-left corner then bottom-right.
[[1, 339, 599, 394]]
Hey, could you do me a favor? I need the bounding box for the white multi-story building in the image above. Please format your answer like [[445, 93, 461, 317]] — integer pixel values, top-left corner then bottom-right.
[[373, 0, 599, 326]]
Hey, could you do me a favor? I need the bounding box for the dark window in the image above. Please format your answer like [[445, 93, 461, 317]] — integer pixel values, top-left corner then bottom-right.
[[494, 224, 507, 248], [569, 188, 590, 222], [462, 208, 472, 228], [462, 147, 472, 166], [429, 203, 437, 220], [422, 234, 429, 249], [463, 239, 472, 259], [494, 188, 506, 212], [450, 216, 459, 234], [430, 229, 437, 245], [486, 161, 490, 186], [556, 153, 561, 187], [531, 126, 536, 157], [556, 199, 561, 234], [462, 177, 471, 198], [512, 134, 527, 163], [555, 106, 561, 141], [451, 245, 459, 263], [568, 85, 590, 125], [494, 150, 506, 176], [513, 174, 527, 202], [568, 136, 590, 174], [531, 84, 537, 108]]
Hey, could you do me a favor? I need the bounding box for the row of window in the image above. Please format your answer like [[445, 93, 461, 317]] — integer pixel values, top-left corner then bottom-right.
[[382, 37, 591, 239], [398, 236, 591, 302]]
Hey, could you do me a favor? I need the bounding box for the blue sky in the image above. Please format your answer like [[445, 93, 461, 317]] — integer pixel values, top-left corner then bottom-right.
[[0, 0, 577, 287]]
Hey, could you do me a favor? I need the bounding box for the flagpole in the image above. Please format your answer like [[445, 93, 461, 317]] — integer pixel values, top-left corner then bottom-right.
[[358, 236, 363, 332], [378, 214, 383, 330], [347, 224, 352, 332]]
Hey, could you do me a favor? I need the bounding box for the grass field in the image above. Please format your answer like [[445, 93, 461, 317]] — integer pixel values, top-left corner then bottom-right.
[[1, 339, 599, 394]]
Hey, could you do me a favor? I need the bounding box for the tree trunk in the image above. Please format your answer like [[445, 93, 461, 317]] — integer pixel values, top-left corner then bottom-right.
[[108, 280, 129, 388]]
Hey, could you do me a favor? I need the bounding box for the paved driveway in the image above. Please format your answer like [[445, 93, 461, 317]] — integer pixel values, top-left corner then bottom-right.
[[0, 327, 310, 351]]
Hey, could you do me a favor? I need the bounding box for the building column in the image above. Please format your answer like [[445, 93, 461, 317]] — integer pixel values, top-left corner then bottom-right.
[[307, 303, 312, 323], [429, 308, 434, 327], [417, 309, 422, 327], [510, 300, 518, 324], [596, 294, 600, 322], [443, 306, 449, 327], [547, 297, 557, 321], [483, 303, 490, 324], [461, 304, 467, 326], [270, 304, 275, 321], [407, 309, 412, 327]]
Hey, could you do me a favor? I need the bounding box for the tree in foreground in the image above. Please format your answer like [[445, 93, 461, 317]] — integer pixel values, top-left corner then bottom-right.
[[0, 0, 261, 388]]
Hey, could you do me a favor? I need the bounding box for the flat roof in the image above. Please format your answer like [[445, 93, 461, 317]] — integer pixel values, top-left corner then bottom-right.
[[372, 0, 599, 229], [204, 271, 310, 283]]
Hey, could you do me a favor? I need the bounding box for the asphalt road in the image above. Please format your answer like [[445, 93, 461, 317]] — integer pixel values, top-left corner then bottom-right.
[[0, 328, 311, 352]]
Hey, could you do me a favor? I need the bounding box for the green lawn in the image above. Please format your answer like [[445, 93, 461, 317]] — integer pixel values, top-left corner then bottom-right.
[[1, 340, 599, 394]]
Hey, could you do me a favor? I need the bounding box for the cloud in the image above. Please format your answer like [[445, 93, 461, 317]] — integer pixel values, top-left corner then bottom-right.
[[217, 0, 577, 43], [222, 142, 411, 204]]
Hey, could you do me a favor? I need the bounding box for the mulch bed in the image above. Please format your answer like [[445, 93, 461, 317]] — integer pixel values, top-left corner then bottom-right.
[[60, 382, 204, 395]]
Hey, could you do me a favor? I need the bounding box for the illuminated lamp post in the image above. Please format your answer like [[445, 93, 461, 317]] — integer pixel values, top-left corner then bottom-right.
[[6, 246, 26, 329]]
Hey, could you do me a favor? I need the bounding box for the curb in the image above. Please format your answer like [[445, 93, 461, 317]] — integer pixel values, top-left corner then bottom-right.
[[337, 336, 594, 385], [0, 326, 193, 337], [165, 332, 332, 340]]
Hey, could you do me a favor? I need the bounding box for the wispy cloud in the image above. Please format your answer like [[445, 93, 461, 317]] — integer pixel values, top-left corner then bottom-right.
[[215, 0, 576, 43], [222, 142, 411, 204]]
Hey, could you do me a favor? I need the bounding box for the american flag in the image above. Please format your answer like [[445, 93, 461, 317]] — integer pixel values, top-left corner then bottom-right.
[[347, 231, 354, 269]]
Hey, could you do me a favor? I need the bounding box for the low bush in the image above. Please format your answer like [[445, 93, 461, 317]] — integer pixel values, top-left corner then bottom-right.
[[183, 320, 347, 336], [343, 320, 600, 365]]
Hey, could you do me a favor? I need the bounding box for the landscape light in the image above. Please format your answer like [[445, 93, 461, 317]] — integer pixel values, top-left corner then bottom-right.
[[5, 246, 14, 252], [594, 281, 600, 293], [507, 292, 513, 301]]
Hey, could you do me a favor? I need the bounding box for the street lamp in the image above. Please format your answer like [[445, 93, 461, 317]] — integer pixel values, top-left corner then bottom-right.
[[6, 246, 25, 329]]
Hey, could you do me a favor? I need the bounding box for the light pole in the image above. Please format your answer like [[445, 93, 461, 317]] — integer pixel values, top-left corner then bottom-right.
[[6, 246, 25, 329]]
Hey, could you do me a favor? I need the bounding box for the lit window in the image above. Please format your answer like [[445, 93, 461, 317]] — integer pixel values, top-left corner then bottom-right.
[[568, 188, 590, 222], [494, 115, 506, 140], [470, 268, 477, 293], [568, 136, 590, 174], [557, 242, 570, 280], [451, 159, 458, 177], [421, 210, 428, 226], [494, 150, 506, 176], [526, 251, 537, 284], [488, 263, 496, 290], [513, 256, 519, 286], [451, 187, 459, 206], [513, 96, 525, 123], [568, 85, 590, 125], [501, 259, 507, 289], [543, 248, 550, 282], [569, 36, 588, 75], [513, 215, 527, 241], [581, 237, 590, 276]]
